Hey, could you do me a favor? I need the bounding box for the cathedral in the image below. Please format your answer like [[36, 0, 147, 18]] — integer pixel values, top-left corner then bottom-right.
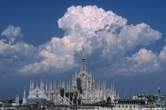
[[25, 50, 119, 105]]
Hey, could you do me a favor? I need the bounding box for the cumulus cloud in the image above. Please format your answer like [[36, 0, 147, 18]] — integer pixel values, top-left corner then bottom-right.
[[1, 25, 23, 44], [0, 25, 37, 75], [0, 5, 164, 76], [129, 48, 157, 63], [126, 48, 160, 73], [58, 6, 161, 57], [158, 45, 166, 71], [110, 48, 162, 76], [119, 23, 161, 48], [19, 37, 77, 74], [58, 6, 127, 32], [19, 5, 162, 75], [159, 46, 166, 60]]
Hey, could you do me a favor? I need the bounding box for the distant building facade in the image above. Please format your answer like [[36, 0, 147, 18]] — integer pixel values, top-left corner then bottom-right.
[[26, 50, 119, 105], [16, 50, 166, 110]]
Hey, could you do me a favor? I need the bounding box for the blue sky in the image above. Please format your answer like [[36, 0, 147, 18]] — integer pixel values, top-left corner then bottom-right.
[[1, 0, 165, 46], [0, 0, 166, 99]]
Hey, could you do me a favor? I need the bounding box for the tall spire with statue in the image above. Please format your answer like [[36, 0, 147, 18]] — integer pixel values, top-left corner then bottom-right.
[[22, 88, 27, 105], [80, 47, 86, 72], [72, 47, 94, 93]]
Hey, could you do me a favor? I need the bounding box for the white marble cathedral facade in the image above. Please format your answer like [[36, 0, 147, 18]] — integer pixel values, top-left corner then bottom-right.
[[26, 51, 119, 105]]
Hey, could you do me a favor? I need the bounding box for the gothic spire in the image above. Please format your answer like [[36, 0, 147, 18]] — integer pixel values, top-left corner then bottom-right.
[[80, 47, 86, 71], [30, 80, 34, 90], [23, 87, 26, 98], [40, 80, 44, 90], [23, 87, 27, 104]]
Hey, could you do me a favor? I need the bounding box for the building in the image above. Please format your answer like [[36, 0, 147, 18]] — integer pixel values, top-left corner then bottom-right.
[[18, 50, 166, 110], [25, 50, 119, 105]]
